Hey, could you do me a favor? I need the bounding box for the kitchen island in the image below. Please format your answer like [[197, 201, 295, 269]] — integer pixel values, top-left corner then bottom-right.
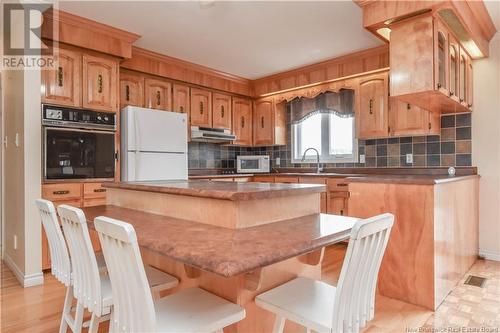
[[84, 180, 358, 333]]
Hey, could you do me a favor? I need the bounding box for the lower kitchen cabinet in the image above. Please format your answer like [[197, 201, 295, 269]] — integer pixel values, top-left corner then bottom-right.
[[41, 182, 107, 270], [252, 175, 275, 183], [326, 178, 349, 216]]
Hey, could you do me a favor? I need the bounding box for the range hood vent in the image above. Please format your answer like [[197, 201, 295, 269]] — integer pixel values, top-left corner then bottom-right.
[[190, 126, 236, 143]]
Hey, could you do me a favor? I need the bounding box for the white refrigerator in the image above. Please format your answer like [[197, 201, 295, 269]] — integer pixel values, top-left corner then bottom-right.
[[121, 106, 188, 181]]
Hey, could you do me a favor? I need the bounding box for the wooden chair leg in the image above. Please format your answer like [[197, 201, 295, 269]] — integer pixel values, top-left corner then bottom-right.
[[59, 286, 73, 333], [272, 315, 286, 333], [88, 313, 100, 333]]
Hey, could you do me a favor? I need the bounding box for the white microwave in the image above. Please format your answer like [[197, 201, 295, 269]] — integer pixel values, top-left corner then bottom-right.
[[236, 155, 270, 173]]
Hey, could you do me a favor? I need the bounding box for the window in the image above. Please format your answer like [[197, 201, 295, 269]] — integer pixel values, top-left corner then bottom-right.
[[292, 112, 358, 163]]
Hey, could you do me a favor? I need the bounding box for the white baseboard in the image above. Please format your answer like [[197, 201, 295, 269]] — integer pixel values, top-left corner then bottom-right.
[[479, 249, 500, 262], [2, 253, 44, 287]]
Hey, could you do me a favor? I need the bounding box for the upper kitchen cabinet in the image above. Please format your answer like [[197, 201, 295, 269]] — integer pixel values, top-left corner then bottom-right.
[[144, 78, 172, 111], [82, 54, 119, 112], [389, 98, 440, 137], [119, 70, 144, 108], [190, 88, 212, 127], [232, 97, 253, 146], [212, 93, 232, 130], [390, 14, 472, 113], [41, 48, 81, 107], [253, 97, 286, 146], [357, 72, 389, 139], [173, 84, 190, 115]]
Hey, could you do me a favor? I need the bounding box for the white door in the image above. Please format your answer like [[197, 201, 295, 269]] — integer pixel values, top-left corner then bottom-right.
[[125, 152, 187, 181], [125, 107, 187, 153]]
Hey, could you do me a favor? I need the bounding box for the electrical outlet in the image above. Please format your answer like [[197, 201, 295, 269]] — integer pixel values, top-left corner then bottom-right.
[[15, 133, 20, 147], [275, 157, 280, 166], [406, 153, 413, 164], [359, 154, 365, 163], [13, 235, 18, 250]]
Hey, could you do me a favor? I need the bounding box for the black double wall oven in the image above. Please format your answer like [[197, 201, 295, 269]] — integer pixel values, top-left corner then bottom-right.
[[42, 104, 117, 181]]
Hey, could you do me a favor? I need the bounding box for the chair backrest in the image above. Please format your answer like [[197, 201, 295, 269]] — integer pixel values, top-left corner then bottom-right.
[[94, 216, 156, 332], [35, 199, 71, 286], [332, 213, 394, 333], [58, 205, 103, 316]]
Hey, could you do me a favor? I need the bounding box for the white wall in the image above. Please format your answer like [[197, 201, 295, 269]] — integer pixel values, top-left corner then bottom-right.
[[472, 14, 500, 261]]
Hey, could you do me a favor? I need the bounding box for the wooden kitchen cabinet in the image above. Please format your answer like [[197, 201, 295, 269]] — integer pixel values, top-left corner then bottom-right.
[[253, 98, 287, 146], [252, 176, 275, 183], [212, 93, 232, 129], [119, 70, 144, 108], [82, 54, 119, 112], [172, 84, 190, 114], [326, 179, 349, 216], [41, 48, 81, 107], [357, 72, 389, 139], [390, 14, 472, 113], [389, 98, 440, 136], [144, 78, 172, 111], [232, 97, 253, 146], [190, 88, 212, 127]]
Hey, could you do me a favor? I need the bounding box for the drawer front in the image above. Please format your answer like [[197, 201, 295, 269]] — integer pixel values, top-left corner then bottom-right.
[[252, 176, 275, 183], [274, 176, 299, 183], [298, 177, 327, 185], [327, 178, 349, 192], [42, 183, 82, 201], [83, 197, 107, 207], [83, 183, 107, 199]]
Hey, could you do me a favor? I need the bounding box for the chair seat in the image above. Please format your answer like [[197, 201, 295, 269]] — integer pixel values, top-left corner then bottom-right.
[[145, 265, 179, 293], [255, 277, 336, 332], [154, 287, 245, 332]]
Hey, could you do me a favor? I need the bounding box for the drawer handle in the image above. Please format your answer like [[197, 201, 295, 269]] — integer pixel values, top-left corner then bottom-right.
[[125, 85, 130, 101], [199, 101, 204, 114], [93, 189, 106, 193], [179, 105, 184, 113], [369, 99, 373, 114], [97, 74, 103, 93], [53, 190, 69, 195], [337, 183, 348, 187], [57, 66, 63, 87], [221, 105, 224, 118], [156, 91, 161, 106]]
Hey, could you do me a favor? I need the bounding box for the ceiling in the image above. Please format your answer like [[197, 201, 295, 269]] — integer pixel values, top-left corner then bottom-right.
[[58, 1, 382, 79]]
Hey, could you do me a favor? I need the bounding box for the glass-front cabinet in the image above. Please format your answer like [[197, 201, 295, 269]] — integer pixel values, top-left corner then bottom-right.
[[449, 35, 460, 102], [435, 20, 449, 95]]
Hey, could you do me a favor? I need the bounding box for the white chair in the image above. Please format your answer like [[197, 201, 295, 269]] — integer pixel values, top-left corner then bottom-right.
[[58, 205, 179, 333], [94, 215, 246, 333], [255, 213, 394, 333]]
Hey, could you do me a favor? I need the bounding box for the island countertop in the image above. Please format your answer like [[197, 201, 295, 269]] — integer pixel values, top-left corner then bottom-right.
[[82, 205, 357, 277], [103, 180, 326, 201]]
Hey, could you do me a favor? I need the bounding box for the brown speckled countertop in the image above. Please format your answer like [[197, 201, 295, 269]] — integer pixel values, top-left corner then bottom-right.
[[83, 205, 357, 277], [103, 180, 325, 201]]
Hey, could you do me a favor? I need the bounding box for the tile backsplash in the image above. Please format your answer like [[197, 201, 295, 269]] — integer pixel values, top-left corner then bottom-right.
[[188, 113, 472, 170]]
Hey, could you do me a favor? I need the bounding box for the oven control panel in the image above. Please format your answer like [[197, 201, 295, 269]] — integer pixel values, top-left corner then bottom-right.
[[42, 105, 116, 130]]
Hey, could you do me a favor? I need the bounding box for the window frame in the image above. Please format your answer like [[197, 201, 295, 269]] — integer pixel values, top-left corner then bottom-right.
[[291, 112, 358, 164]]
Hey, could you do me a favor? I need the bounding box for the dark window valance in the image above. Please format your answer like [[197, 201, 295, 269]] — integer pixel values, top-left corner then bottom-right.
[[290, 89, 354, 124]]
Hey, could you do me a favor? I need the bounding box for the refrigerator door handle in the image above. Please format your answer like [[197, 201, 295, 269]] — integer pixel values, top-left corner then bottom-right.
[[134, 110, 141, 151]]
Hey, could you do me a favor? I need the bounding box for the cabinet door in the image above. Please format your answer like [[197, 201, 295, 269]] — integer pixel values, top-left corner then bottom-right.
[[466, 55, 473, 110], [212, 93, 232, 129], [173, 84, 190, 114], [41, 48, 81, 107], [448, 36, 460, 102], [434, 18, 449, 95], [190, 88, 212, 127], [357, 73, 389, 139], [232, 97, 253, 146], [254, 98, 274, 146], [120, 71, 144, 108], [144, 78, 172, 111], [327, 192, 349, 216], [82, 54, 118, 112], [389, 98, 430, 137]]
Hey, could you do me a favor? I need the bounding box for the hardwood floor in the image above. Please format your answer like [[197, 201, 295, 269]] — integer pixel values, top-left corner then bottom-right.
[[1, 245, 499, 332]]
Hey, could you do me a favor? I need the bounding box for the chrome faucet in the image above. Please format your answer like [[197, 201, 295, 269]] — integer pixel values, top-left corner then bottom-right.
[[301, 148, 323, 173]]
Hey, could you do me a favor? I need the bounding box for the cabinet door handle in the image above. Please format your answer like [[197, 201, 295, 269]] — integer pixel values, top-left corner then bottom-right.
[[156, 91, 161, 106], [221, 105, 224, 118], [125, 85, 130, 101], [460, 98, 464, 102], [53, 190, 69, 195], [468, 103, 472, 108], [261, 116, 264, 128], [428, 122, 432, 130], [97, 74, 103, 93], [449, 91, 454, 96], [437, 83, 442, 89], [241, 116, 245, 128], [340, 209, 344, 216], [407, 103, 411, 110], [179, 105, 184, 113], [199, 101, 204, 114], [57, 66, 63, 87], [93, 188, 106, 193], [369, 99, 373, 114]]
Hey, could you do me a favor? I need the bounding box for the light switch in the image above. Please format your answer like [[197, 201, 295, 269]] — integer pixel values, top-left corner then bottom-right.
[[275, 157, 281, 166], [15, 133, 20, 147], [359, 154, 365, 163], [406, 154, 413, 164]]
